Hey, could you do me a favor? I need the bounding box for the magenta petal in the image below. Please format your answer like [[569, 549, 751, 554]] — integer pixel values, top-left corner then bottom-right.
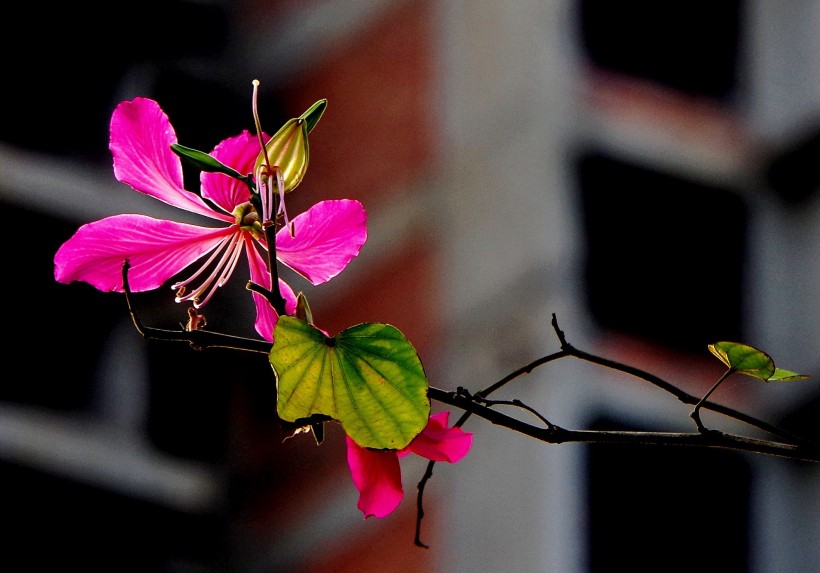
[[276, 199, 367, 285], [110, 98, 231, 222], [278, 279, 298, 316], [402, 411, 473, 464], [201, 131, 266, 215], [346, 437, 403, 519], [54, 214, 232, 292], [245, 240, 297, 341]]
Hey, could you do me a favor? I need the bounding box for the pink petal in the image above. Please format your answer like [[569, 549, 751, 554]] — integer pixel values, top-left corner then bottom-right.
[[245, 239, 297, 341], [201, 131, 268, 215], [275, 199, 367, 285], [110, 98, 232, 222], [401, 411, 473, 463], [346, 437, 404, 519], [54, 214, 232, 292]]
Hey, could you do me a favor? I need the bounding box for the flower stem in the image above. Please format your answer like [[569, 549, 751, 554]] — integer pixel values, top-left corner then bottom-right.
[[263, 202, 287, 316]]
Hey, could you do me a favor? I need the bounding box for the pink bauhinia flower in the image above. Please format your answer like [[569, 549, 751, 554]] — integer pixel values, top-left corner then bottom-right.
[[54, 97, 367, 340], [346, 411, 473, 518]]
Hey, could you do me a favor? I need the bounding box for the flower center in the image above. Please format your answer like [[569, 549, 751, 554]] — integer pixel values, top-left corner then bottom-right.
[[172, 197, 273, 308], [234, 201, 264, 238]]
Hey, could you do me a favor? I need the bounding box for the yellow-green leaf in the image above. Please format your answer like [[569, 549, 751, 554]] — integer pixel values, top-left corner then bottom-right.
[[767, 368, 811, 382], [707, 341, 775, 381], [707, 341, 811, 382], [270, 316, 430, 450]]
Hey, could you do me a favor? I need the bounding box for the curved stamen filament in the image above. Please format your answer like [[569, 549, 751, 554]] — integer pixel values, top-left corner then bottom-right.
[[255, 164, 295, 237], [275, 168, 295, 237], [255, 163, 274, 225], [252, 80, 270, 174], [252, 78, 274, 224], [173, 234, 235, 291], [251, 79, 294, 237], [199, 236, 244, 307], [173, 231, 243, 307], [217, 237, 244, 289]]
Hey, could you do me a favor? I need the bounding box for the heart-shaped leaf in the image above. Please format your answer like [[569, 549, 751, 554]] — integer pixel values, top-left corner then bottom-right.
[[708, 341, 775, 380], [270, 316, 430, 450], [708, 341, 811, 382]]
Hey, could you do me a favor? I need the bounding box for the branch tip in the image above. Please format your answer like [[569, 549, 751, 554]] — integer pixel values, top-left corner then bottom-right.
[[551, 313, 570, 349]]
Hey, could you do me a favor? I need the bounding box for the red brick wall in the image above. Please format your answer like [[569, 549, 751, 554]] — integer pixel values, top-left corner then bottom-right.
[[280, 0, 439, 214]]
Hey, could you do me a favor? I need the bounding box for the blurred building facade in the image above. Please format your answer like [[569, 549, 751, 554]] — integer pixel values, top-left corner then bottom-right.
[[2, 1, 818, 571]]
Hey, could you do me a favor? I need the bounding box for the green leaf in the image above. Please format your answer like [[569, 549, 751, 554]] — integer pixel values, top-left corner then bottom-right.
[[707, 341, 811, 382], [300, 99, 327, 134], [707, 341, 776, 381], [170, 144, 247, 180], [767, 368, 811, 382], [270, 316, 430, 450]]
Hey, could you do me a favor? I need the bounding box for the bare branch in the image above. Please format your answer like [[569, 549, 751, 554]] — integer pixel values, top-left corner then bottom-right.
[[121, 260, 272, 354]]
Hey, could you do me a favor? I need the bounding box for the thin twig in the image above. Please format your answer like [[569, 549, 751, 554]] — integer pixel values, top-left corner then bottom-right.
[[121, 260, 272, 354], [691, 369, 734, 432], [412, 313, 817, 546], [428, 386, 820, 463]]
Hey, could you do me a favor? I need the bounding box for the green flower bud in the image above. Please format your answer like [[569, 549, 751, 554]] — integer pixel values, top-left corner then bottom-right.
[[255, 99, 327, 193]]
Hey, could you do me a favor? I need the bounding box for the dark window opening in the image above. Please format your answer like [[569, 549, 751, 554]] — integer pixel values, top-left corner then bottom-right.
[[586, 415, 751, 573], [577, 0, 743, 100], [3, 463, 226, 571], [0, 205, 124, 411], [576, 151, 748, 354], [2, 1, 231, 163]]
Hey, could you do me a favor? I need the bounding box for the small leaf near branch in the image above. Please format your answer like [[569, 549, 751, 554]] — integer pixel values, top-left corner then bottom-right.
[[708, 341, 810, 382], [708, 341, 776, 381], [270, 316, 431, 450]]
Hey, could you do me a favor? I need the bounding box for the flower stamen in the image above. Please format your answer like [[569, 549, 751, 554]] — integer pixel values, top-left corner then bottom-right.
[[251, 80, 295, 237], [172, 232, 243, 307], [218, 237, 245, 290]]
